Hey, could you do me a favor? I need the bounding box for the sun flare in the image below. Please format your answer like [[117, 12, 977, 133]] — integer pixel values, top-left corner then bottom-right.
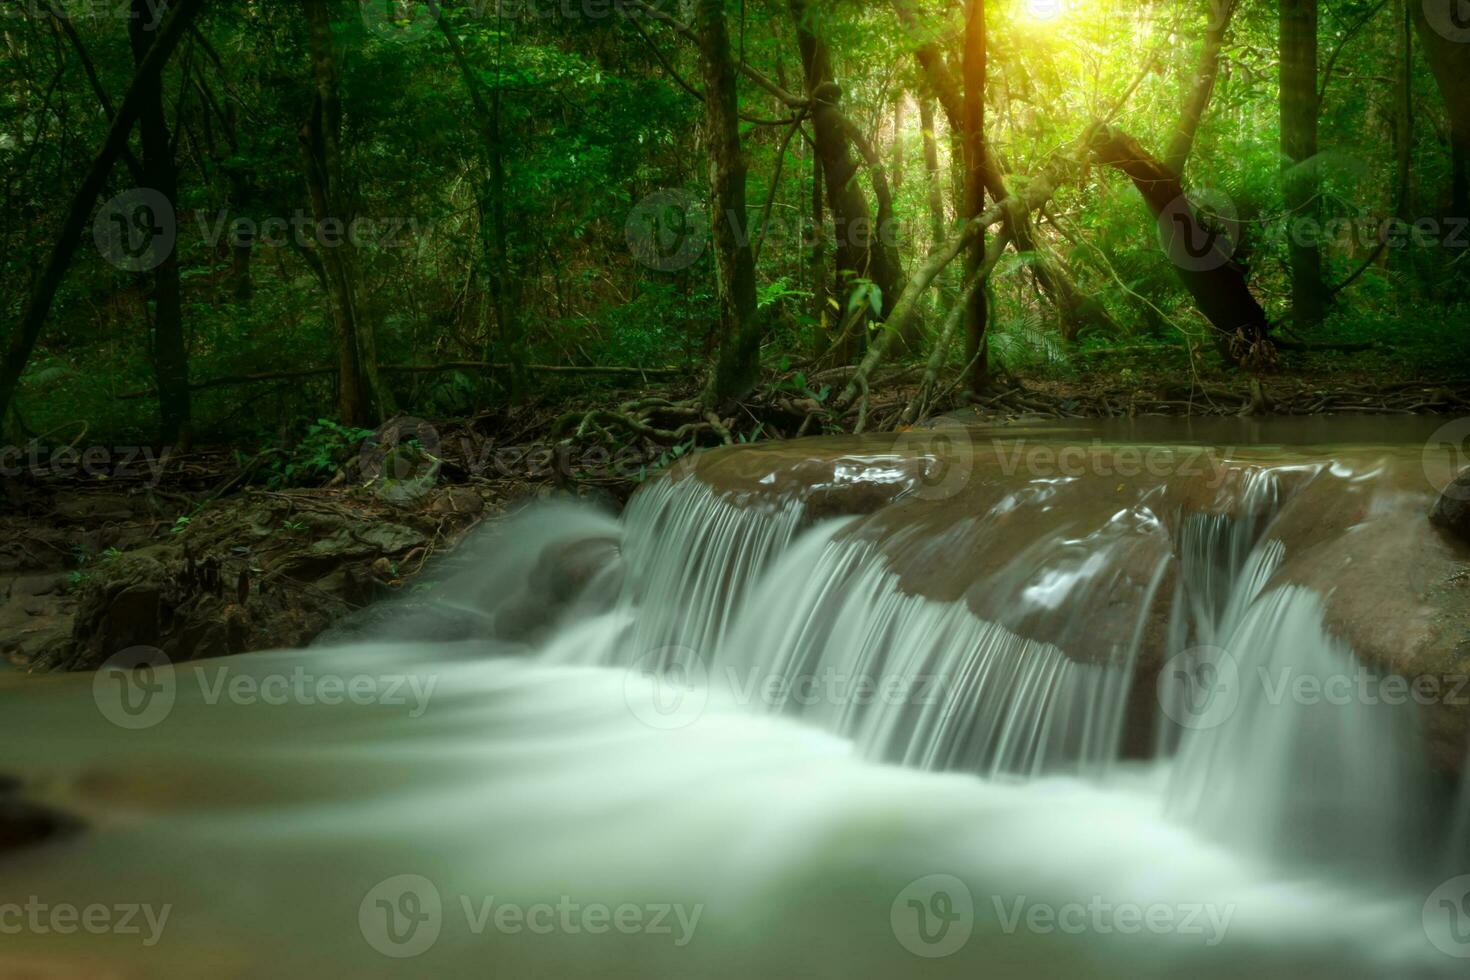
[[1024, 0, 1067, 21]]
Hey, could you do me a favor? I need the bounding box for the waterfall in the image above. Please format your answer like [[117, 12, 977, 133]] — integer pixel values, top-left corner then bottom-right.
[[6, 432, 1468, 978], [550, 465, 1440, 880]]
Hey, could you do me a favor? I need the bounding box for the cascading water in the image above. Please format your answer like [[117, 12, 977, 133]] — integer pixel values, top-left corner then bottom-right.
[[3, 424, 1468, 977]]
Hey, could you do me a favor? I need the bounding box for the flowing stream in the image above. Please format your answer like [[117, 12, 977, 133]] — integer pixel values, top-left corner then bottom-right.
[[2, 420, 1469, 977]]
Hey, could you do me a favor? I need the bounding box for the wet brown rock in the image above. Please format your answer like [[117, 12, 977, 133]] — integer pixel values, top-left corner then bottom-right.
[[1429, 468, 1470, 542], [683, 425, 1470, 775]]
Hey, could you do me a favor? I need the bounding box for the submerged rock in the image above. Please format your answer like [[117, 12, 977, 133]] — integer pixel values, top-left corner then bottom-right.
[[1429, 467, 1470, 542], [0, 778, 81, 857]]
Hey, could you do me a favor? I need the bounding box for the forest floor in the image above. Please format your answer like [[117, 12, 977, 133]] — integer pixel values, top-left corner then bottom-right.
[[3, 366, 1467, 675]]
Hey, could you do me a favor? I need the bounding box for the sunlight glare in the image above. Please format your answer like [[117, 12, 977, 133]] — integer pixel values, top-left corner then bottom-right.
[[1025, 0, 1066, 21]]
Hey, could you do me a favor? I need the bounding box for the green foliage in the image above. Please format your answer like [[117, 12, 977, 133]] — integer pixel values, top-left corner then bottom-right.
[[264, 419, 376, 490], [3, 0, 1467, 449]]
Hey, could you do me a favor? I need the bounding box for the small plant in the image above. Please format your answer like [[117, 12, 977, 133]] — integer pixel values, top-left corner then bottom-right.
[[266, 418, 376, 489]]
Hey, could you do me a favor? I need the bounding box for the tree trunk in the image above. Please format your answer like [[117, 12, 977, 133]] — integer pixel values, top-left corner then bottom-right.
[[789, 0, 902, 355], [920, 96, 948, 252], [435, 11, 521, 379], [961, 0, 990, 391], [891, 97, 906, 190], [893, 0, 1109, 343], [697, 0, 762, 408], [809, 147, 830, 356], [1412, 2, 1470, 220], [302, 0, 384, 427], [131, 0, 190, 447], [0, 0, 204, 429], [1280, 0, 1324, 328], [1089, 126, 1273, 365], [1393, 0, 1413, 237], [1166, 0, 1238, 178]]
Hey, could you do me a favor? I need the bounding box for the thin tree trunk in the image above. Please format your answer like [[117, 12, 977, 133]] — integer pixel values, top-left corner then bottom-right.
[[1281, 0, 1324, 328], [435, 12, 522, 379], [920, 96, 948, 252], [1393, 0, 1413, 232], [809, 147, 829, 356], [0, 0, 205, 428], [697, 0, 762, 408], [1166, 0, 1238, 178], [302, 0, 384, 427], [131, 0, 190, 447], [961, 0, 990, 391], [891, 97, 906, 190]]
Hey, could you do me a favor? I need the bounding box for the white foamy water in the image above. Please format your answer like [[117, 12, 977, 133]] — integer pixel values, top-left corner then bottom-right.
[[1, 464, 1467, 977]]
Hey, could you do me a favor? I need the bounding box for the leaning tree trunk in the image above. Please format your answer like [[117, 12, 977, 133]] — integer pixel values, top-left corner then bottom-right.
[[698, 0, 762, 408], [1089, 126, 1273, 366], [131, 0, 190, 447], [1166, 0, 1239, 178], [302, 0, 384, 428], [0, 0, 205, 429], [1280, 0, 1324, 328]]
